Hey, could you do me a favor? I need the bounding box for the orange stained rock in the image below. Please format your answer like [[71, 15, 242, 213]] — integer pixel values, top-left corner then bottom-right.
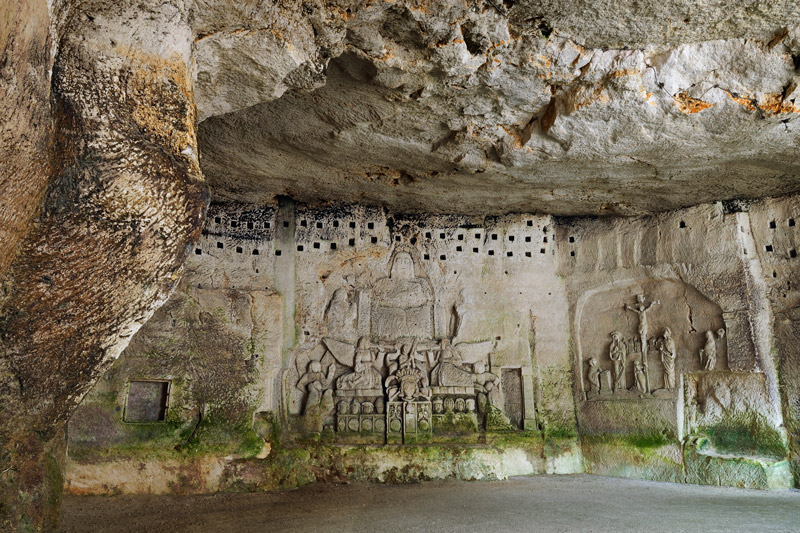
[[673, 91, 713, 114], [564, 85, 608, 113], [759, 91, 800, 115]]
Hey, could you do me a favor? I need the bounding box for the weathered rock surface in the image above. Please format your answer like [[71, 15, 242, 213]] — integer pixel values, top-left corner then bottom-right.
[[195, 2, 800, 215], [3, 0, 800, 530], [1, 2, 207, 530]]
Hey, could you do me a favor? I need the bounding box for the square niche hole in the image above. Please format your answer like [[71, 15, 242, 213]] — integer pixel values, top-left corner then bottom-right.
[[124, 380, 169, 422]]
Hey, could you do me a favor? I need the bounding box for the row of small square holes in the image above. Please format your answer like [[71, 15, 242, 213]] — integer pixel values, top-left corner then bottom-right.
[[212, 216, 272, 230], [769, 218, 796, 229], [764, 220, 797, 257], [764, 244, 797, 258], [200, 240, 548, 258]]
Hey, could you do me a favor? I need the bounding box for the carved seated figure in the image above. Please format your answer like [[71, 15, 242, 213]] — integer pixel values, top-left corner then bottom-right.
[[385, 339, 431, 402], [336, 337, 383, 392], [430, 338, 474, 387], [370, 251, 434, 340]]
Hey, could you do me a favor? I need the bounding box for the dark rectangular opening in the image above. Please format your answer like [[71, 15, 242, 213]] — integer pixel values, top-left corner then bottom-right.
[[501, 369, 523, 429], [125, 380, 169, 422]]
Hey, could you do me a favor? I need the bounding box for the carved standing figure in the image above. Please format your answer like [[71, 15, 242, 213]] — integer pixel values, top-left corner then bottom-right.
[[608, 331, 628, 392], [699, 329, 726, 370], [385, 338, 431, 402], [699, 330, 716, 371], [624, 294, 660, 393], [296, 360, 335, 415], [586, 357, 600, 393], [473, 361, 503, 410], [660, 327, 676, 389], [633, 360, 647, 392], [325, 288, 356, 338]]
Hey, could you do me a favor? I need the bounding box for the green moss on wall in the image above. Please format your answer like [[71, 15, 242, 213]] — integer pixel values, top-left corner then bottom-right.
[[699, 412, 787, 460]]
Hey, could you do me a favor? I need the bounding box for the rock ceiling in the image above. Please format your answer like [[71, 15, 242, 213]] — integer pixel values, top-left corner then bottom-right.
[[192, 0, 800, 215]]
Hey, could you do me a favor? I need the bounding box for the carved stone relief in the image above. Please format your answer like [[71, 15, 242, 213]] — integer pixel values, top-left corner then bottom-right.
[[578, 280, 729, 403], [286, 244, 520, 441]]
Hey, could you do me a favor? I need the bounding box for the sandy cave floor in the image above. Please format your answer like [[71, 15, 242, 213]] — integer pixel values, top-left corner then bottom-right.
[[59, 474, 800, 533]]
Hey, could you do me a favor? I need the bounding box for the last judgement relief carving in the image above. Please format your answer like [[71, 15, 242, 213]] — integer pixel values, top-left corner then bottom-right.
[[579, 281, 729, 401], [287, 245, 517, 442]]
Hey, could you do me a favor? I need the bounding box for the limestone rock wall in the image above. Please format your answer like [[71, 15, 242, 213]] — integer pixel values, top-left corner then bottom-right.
[[1, 2, 208, 529], [68, 195, 800, 493], [748, 197, 800, 481], [67, 200, 582, 493], [557, 202, 790, 486]]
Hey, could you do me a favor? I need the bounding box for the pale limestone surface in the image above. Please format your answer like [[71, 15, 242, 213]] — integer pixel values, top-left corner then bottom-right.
[[194, 2, 800, 214]]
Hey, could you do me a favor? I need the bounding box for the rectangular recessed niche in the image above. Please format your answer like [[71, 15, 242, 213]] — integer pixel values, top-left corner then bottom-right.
[[790, 218, 796, 227], [252, 249, 259, 255], [368, 222, 375, 229], [439, 232, 445, 239], [473, 247, 479, 253], [313, 242, 320, 249], [569, 236, 575, 243], [330, 243, 337, 250], [195, 248, 201, 255], [236, 246, 243, 253], [501, 369, 523, 429], [231, 221, 238, 228], [348, 238, 355, 246], [371, 236, 378, 244], [316, 222, 323, 229], [265, 222, 271, 229], [791, 249, 797, 258], [525, 236, 531, 243], [124, 380, 169, 422], [300, 220, 307, 227], [217, 242, 223, 249], [247, 222, 254, 229], [214, 216, 221, 223], [349, 221, 356, 228], [527, 221, 533, 226], [333, 220, 339, 227], [456, 246, 462, 252], [770, 220, 777, 229], [766, 245, 774, 252]]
